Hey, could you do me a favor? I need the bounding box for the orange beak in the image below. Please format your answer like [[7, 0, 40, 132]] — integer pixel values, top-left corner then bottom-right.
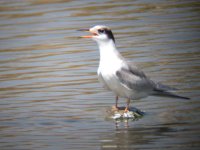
[[80, 35, 93, 38], [78, 28, 97, 38]]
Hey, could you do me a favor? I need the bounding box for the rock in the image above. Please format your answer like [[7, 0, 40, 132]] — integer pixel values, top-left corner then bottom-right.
[[106, 106, 144, 121]]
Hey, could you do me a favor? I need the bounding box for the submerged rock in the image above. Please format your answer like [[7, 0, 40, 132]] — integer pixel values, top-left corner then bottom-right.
[[106, 106, 144, 121]]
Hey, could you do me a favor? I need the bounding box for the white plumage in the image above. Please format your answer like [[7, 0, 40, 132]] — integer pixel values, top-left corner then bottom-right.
[[79, 25, 190, 111]]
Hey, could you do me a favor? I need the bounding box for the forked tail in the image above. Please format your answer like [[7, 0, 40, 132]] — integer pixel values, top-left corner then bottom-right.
[[153, 89, 190, 100], [153, 83, 190, 100]]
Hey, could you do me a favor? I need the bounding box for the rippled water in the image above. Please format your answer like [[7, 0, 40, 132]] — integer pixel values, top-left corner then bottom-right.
[[0, 0, 200, 149]]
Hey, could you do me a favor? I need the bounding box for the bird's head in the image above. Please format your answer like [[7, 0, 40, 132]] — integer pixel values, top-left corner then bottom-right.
[[79, 25, 115, 44]]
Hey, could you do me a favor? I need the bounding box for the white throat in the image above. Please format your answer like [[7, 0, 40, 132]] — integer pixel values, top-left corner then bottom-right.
[[96, 39, 124, 71]]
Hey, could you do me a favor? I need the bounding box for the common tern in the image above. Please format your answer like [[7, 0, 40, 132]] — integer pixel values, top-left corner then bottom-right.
[[79, 25, 190, 112]]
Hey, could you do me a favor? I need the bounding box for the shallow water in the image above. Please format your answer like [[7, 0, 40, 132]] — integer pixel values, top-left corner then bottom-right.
[[0, 0, 200, 149]]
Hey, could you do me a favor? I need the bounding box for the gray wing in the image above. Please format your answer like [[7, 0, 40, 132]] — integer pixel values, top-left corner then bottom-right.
[[127, 62, 176, 91], [116, 62, 190, 99], [126, 62, 147, 78], [116, 65, 156, 91]]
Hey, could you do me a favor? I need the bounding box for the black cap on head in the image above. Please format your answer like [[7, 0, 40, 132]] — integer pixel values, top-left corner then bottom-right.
[[97, 27, 115, 43], [105, 29, 115, 43]]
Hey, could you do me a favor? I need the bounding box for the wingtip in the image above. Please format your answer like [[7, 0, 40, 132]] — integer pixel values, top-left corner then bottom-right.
[[175, 94, 190, 100], [182, 96, 190, 100], [153, 90, 191, 100]]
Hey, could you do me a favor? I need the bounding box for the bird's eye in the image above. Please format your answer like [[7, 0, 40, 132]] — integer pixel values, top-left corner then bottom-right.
[[98, 29, 105, 33]]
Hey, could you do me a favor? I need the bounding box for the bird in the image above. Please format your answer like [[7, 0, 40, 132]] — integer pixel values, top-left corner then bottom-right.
[[78, 25, 190, 112]]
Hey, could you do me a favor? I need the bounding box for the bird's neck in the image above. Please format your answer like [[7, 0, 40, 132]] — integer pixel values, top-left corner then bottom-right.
[[97, 40, 123, 68], [98, 40, 121, 60]]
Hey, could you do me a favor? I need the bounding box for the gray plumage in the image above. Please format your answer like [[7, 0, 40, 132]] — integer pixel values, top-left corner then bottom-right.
[[79, 25, 190, 111], [116, 63, 189, 100]]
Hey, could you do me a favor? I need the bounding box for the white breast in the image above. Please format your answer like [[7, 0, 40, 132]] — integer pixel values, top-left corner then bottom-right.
[[98, 53, 131, 98], [97, 52, 149, 99], [96, 39, 148, 99]]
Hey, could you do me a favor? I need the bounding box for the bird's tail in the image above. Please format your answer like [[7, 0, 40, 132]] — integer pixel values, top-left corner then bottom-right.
[[153, 83, 190, 100], [153, 90, 190, 100]]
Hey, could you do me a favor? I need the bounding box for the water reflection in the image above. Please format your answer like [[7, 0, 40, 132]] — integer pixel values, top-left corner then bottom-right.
[[101, 121, 194, 150], [0, 0, 199, 150]]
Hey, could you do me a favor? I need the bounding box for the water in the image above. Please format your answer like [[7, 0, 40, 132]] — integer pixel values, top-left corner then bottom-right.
[[0, 0, 199, 149]]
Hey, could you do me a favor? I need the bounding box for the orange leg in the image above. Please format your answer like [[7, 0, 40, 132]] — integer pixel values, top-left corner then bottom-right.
[[124, 98, 130, 112], [115, 96, 119, 108]]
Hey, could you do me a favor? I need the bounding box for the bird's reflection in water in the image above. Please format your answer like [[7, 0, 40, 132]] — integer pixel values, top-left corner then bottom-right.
[[115, 119, 132, 129]]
